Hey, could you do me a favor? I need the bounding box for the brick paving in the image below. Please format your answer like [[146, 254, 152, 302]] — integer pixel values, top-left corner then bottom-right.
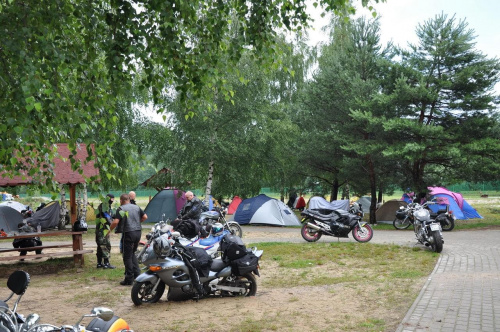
[[396, 229, 500, 332]]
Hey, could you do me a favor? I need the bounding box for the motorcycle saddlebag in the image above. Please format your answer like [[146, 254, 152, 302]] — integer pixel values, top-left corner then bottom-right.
[[187, 246, 213, 278], [220, 234, 247, 261], [231, 252, 259, 276]]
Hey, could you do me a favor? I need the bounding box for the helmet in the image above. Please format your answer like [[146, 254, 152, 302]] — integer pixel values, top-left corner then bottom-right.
[[211, 223, 224, 237], [153, 235, 171, 257], [395, 209, 407, 220]]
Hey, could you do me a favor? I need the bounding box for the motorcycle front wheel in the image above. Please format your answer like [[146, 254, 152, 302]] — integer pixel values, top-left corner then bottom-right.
[[352, 224, 373, 243], [440, 217, 455, 232], [393, 217, 411, 230], [131, 280, 166, 305], [220, 273, 257, 296], [430, 230, 443, 253], [226, 221, 243, 238], [301, 223, 322, 242]]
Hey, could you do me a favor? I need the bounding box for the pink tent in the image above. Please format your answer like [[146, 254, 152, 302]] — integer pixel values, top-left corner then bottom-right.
[[428, 186, 464, 209]]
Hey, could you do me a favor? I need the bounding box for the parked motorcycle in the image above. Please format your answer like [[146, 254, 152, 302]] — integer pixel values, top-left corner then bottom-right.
[[300, 203, 373, 243], [131, 231, 262, 305], [0, 270, 132, 332], [407, 202, 444, 253], [199, 207, 242, 238], [393, 202, 455, 232]]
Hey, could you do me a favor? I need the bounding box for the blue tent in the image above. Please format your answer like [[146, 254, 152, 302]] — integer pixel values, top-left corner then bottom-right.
[[233, 194, 301, 226], [144, 189, 186, 223], [427, 187, 482, 220]]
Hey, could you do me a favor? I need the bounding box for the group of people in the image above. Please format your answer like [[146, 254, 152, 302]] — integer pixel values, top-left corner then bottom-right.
[[286, 192, 306, 211], [95, 190, 204, 286], [95, 191, 147, 286]]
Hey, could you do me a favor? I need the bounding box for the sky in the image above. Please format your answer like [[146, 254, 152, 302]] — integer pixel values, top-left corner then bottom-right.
[[309, 0, 500, 61]]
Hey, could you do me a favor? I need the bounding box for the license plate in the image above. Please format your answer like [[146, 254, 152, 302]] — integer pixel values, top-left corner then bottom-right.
[[430, 224, 440, 231]]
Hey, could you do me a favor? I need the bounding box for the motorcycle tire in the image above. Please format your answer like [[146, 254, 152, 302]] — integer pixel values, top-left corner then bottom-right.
[[352, 224, 373, 243], [430, 230, 443, 253], [227, 222, 243, 238], [393, 217, 411, 230], [220, 273, 257, 296], [440, 218, 455, 232], [301, 223, 322, 242], [131, 280, 166, 305]]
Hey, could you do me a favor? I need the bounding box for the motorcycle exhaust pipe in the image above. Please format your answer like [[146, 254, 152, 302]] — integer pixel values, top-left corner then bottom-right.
[[306, 222, 322, 231]]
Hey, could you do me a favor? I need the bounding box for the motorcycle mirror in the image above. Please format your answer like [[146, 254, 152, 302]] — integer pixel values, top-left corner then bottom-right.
[[91, 307, 114, 321]]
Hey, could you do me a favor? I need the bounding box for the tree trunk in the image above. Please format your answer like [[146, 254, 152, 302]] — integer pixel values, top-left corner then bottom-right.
[[377, 188, 383, 203], [330, 178, 340, 202], [367, 156, 378, 224], [341, 181, 350, 200], [59, 184, 67, 230], [204, 160, 214, 207]]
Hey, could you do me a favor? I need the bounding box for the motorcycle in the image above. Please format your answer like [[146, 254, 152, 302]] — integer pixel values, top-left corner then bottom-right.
[[408, 202, 444, 253], [393, 202, 455, 232], [300, 203, 373, 243], [131, 231, 262, 305], [0, 270, 132, 332], [199, 207, 242, 238]]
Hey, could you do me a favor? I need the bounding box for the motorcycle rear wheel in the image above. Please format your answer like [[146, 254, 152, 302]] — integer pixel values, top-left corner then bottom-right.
[[220, 273, 257, 296], [131, 280, 166, 305], [352, 224, 373, 243], [301, 223, 322, 242], [227, 222, 243, 238], [393, 217, 411, 230], [440, 218, 455, 232], [430, 230, 443, 253]]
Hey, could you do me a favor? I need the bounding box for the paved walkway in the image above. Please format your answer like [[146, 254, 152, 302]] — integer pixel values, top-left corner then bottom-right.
[[396, 229, 500, 332]]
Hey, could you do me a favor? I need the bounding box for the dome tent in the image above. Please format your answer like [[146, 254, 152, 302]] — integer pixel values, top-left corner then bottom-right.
[[144, 189, 186, 223], [233, 194, 301, 226], [427, 187, 482, 220]]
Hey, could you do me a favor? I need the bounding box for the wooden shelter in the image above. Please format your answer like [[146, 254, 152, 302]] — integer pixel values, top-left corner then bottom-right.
[[0, 143, 99, 224]]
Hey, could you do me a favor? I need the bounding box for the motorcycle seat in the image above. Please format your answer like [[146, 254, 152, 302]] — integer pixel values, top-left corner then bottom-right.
[[210, 258, 227, 273]]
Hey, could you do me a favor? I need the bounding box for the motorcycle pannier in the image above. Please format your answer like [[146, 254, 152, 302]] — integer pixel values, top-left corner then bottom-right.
[[231, 252, 259, 276], [187, 247, 213, 278], [220, 234, 247, 261]]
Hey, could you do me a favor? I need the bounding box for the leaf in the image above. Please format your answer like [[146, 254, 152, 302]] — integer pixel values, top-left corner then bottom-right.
[[80, 123, 88, 131], [34, 102, 42, 111]]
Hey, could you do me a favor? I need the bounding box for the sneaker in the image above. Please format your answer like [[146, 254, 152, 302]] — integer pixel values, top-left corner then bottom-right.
[[96, 263, 104, 268], [103, 263, 116, 269], [120, 280, 133, 286]]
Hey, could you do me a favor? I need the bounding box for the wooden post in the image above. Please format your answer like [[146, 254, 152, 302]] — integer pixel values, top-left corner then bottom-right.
[[70, 184, 77, 224]]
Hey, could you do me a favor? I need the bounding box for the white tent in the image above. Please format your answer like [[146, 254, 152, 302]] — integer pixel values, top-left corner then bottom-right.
[[0, 201, 27, 213], [234, 194, 301, 226]]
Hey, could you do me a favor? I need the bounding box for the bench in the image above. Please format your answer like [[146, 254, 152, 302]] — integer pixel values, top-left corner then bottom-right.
[[0, 231, 93, 266]]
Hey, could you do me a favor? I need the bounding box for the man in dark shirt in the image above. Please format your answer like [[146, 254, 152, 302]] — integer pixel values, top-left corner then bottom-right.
[[110, 193, 147, 285], [171, 191, 205, 238]]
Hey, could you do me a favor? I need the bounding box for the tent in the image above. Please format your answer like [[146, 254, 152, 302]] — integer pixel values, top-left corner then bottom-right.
[[233, 194, 301, 226], [144, 189, 186, 223], [227, 196, 242, 215], [25, 201, 61, 231], [427, 186, 482, 220], [307, 196, 350, 211], [355, 196, 372, 213], [375, 200, 408, 222], [0, 206, 23, 234], [0, 201, 27, 213]]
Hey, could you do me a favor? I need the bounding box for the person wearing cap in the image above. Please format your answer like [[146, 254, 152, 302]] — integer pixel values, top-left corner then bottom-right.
[[95, 193, 116, 269]]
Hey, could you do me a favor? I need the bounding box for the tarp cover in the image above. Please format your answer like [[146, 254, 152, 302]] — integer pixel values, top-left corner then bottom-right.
[[24, 201, 61, 230], [144, 189, 186, 223], [227, 196, 242, 215], [234, 194, 301, 226], [308, 196, 350, 211], [0, 206, 23, 234], [427, 186, 482, 220]]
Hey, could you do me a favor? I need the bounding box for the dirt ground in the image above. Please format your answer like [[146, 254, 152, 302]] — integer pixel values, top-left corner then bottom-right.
[[0, 229, 428, 332]]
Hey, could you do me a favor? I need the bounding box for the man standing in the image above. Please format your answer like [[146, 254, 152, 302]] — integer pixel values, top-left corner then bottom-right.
[[95, 193, 116, 269], [129, 191, 137, 205], [111, 193, 147, 285]]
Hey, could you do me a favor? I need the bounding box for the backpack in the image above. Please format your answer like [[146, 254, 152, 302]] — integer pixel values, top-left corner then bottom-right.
[[187, 247, 213, 278], [220, 234, 247, 261]]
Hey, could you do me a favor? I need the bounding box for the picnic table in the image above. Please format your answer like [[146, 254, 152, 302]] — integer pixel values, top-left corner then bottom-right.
[[0, 230, 92, 266]]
